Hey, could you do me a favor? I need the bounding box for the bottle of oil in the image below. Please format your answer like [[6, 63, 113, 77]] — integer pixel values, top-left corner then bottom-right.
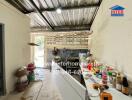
[[112, 72, 117, 88], [116, 73, 122, 91], [122, 76, 129, 95]]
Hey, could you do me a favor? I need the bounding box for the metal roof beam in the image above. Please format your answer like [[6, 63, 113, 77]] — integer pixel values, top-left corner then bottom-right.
[[5, 0, 29, 13], [90, 0, 102, 29], [26, 3, 100, 14], [54, 24, 90, 29], [54, 28, 90, 32], [31, 24, 90, 32], [29, 0, 54, 30], [14, 0, 30, 13]]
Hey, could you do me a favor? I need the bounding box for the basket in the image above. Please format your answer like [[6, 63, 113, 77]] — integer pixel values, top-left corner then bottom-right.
[[15, 68, 27, 77]]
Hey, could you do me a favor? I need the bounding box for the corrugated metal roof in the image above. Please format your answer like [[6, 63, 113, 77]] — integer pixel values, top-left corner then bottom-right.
[[6, 0, 102, 31]]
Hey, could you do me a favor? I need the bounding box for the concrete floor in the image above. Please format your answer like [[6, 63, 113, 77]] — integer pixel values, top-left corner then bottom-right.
[[1, 69, 63, 100]]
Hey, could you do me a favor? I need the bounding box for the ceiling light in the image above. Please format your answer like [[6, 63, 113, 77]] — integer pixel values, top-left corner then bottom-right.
[[56, 8, 62, 14]]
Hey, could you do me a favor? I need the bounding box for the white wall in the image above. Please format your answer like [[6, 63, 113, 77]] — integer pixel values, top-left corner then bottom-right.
[[91, 0, 132, 80], [0, 0, 30, 93]]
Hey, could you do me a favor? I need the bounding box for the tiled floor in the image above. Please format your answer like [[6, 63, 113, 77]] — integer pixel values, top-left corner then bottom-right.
[[1, 69, 63, 100]]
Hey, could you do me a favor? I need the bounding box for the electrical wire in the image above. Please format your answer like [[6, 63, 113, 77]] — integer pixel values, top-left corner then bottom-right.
[[35, 80, 44, 100], [21, 80, 43, 100]]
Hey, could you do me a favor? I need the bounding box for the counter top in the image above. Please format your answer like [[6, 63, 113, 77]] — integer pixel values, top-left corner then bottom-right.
[[52, 61, 86, 100], [80, 62, 132, 100]]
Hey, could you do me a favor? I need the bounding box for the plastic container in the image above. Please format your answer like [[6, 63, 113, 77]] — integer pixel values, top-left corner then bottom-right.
[[100, 92, 112, 100], [15, 81, 28, 92], [28, 72, 35, 81], [87, 63, 92, 71]]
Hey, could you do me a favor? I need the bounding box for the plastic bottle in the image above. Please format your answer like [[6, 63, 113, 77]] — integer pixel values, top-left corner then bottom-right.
[[116, 73, 122, 91], [108, 71, 113, 84], [102, 70, 107, 85], [112, 72, 117, 88]]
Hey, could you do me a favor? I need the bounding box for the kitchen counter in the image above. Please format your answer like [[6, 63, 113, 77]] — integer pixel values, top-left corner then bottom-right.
[[52, 61, 86, 100], [80, 62, 132, 100]]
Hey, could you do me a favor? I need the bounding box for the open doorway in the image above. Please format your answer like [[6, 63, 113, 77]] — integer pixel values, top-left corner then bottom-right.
[[0, 24, 6, 95], [30, 34, 45, 80], [34, 35, 44, 68]]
